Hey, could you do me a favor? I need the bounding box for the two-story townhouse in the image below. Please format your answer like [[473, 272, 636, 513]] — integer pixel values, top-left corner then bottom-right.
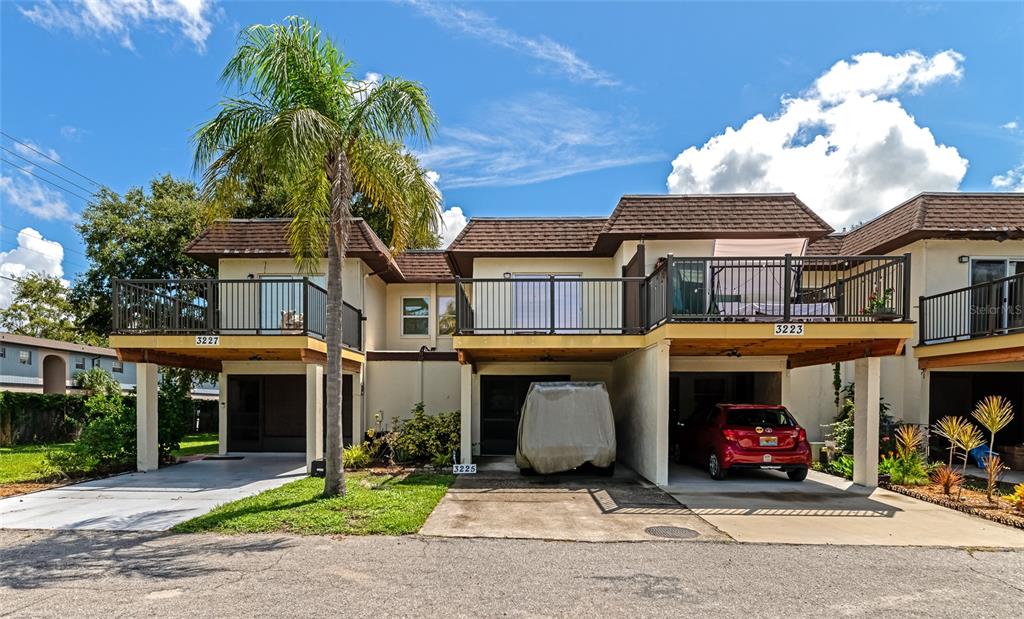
[[797, 193, 1024, 452], [110, 194, 915, 489]]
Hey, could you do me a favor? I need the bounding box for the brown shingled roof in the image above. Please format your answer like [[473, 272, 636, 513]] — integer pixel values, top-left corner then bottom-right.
[[393, 250, 454, 282], [601, 194, 833, 239], [185, 219, 401, 278], [805, 234, 847, 256], [829, 193, 1024, 256], [448, 217, 607, 252]]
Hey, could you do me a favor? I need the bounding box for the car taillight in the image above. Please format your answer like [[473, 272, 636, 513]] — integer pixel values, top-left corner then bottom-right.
[[721, 428, 738, 442], [797, 428, 807, 443]]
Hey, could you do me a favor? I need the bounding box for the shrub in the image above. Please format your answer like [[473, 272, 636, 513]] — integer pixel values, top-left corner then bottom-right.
[[930, 465, 963, 495], [822, 454, 855, 479], [1009, 483, 1024, 514], [342, 442, 374, 469], [880, 425, 931, 486], [0, 391, 89, 445], [74, 367, 122, 398], [391, 403, 460, 466]]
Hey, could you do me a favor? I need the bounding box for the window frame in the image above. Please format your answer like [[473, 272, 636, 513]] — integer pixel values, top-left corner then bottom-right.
[[18, 350, 31, 365], [75, 356, 86, 370], [112, 360, 124, 374], [401, 296, 431, 337]]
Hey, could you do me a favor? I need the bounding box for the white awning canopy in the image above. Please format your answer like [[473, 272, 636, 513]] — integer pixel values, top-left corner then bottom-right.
[[712, 238, 808, 257]]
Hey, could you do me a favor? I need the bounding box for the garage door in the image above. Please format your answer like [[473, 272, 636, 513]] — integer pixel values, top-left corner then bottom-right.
[[480, 375, 569, 455]]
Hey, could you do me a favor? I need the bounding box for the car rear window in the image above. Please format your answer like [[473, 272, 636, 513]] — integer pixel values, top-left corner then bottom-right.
[[725, 409, 795, 427]]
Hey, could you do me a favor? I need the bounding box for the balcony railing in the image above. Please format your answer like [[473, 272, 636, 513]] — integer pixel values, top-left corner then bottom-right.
[[454, 254, 911, 335], [919, 271, 1024, 345], [112, 278, 362, 350]]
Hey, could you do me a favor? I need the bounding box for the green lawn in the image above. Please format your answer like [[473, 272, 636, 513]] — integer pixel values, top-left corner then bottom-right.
[[0, 443, 71, 484], [172, 471, 454, 535], [172, 433, 219, 458]]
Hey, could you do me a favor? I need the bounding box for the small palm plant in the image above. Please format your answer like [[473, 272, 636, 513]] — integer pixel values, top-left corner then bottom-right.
[[971, 395, 1014, 502], [932, 416, 970, 468], [883, 425, 930, 485], [956, 424, 986, 501], [972, 395, 1014, 453]]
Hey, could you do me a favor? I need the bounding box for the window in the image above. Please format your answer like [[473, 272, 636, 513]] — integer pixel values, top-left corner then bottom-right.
[[75, 357, 85, 370], [91, 357, 101, 369], [402, 297, 430, 336], [112, 360, 124, 374], [0, 346, 4, 358], [18, 350, 31, 365], [438, 296, 456, 336]]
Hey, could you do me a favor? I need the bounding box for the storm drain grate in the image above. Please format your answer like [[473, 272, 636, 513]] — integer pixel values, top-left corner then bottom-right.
[[644, 526, 699, 540]]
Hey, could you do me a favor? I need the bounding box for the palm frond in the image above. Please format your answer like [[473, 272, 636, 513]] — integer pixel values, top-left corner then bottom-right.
[[285, 170, 331, 274], [344, 78, 436, 146], [348, 140, 441, 252], [971, 395, 1014, 436]]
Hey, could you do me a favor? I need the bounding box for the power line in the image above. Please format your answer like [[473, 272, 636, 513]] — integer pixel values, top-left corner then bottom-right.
[[0, 158, 95, 202], [0, 146, 98, 196], [0, 131, 104, 188]]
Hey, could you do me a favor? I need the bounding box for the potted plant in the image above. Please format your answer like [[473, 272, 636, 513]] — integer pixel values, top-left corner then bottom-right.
[[861, 287, 898, 321]]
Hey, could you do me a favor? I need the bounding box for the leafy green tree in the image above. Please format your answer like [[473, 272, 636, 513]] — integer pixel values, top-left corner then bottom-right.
[[71, 175, 215, 339], [194, 17, 439, 496], [0, 273, 94, 344]]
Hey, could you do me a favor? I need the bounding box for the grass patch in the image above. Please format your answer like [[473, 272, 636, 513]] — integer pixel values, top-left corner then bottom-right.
[[0, 443, 72, 484], [172, 433, 219, 458], [172, 471, 454, 535]]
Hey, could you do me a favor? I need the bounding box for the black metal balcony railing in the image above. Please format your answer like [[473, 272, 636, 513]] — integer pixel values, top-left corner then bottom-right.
[[919, 271, 1024, 345], [112, 278, 362, 350], [454, 254, 911, 335]]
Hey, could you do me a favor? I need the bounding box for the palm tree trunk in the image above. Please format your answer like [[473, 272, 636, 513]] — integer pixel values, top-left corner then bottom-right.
[[323, 149, 353, 498]]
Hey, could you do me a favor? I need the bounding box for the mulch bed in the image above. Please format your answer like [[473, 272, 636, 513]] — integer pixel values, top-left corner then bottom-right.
[[881, 481, 1024, 530], [0, 482, 65, 499]]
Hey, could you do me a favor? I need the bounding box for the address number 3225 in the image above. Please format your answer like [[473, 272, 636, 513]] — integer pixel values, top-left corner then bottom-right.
[[773, 323, 804, 336]]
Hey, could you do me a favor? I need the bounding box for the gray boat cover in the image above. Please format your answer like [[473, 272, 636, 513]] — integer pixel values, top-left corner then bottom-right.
[[514, 381, 616, 474]]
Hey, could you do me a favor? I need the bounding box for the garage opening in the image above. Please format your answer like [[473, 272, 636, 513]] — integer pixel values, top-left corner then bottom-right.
[[227, 374, 354, 452], [668, 372, 782, 468], [929, 372, 1024, 449], [479, 375, 569, 455]]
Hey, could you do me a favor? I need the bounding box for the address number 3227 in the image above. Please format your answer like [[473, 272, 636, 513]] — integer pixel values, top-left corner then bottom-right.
[[195, 335, 220, 346]]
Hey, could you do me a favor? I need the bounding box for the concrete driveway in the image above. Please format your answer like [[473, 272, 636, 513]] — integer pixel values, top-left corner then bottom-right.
[[0, 454, 305, 532], [420, 458, 729, 542], [664, 463, 1024, 547]]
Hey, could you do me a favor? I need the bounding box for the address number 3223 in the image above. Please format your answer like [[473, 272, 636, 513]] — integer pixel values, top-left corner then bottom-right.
[[773, 323, 804, 336]]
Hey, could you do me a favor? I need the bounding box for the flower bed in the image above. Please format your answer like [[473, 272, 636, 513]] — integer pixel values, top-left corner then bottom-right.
[[881, 481, 1024, 530]]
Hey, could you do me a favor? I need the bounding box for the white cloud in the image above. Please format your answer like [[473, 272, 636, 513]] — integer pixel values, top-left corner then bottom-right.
[[1001, 120, 1019, 132], [13, 139, 60, 162], [992, 163, 1024, 192], [18, 0, 215, 53], [439, 206, 467, 247], [61, 126, 84, 140], [667, 50, 968, 228], [404, 1, 618, 87], [418, 93, 662, 189], [0, 228, 67, 308], [0, 174, 78, 222]]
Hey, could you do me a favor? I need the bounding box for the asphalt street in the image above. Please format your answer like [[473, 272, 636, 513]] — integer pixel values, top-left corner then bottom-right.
[[2, 530, 1023, 618]]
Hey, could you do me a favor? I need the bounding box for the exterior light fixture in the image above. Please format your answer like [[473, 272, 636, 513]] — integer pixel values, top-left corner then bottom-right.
[[958, 256, 969, 264]]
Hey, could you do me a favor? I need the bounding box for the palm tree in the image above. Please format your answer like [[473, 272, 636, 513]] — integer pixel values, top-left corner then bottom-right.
[[194, 17, 439, 496]]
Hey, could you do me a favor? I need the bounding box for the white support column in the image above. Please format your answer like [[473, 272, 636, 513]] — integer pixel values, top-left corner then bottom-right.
[[351, 366, 364, 444], [217, 372, 228, 455], [306, 363, 324, 472], [853, 357, 881, 487], [780, 368, 793, 409], [136, 363, 159, 472], [654, 339, 670, 487], [460, 362, 472, 464]]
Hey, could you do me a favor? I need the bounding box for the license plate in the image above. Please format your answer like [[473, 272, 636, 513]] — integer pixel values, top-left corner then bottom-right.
[[763, 454, 773, 463], [759, 436, 778, 447]]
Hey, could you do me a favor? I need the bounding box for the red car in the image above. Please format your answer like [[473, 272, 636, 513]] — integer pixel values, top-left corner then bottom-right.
[[672, 404, 811, 481]]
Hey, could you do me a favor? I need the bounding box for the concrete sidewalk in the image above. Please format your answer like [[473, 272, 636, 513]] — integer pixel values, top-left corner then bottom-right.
[[0, 454, 305, 532], [664, 463, 1024, 547]]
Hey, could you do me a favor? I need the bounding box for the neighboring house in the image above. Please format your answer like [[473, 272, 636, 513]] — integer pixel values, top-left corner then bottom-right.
[[0, 332, 217, 398], [110, 195, 921, 489], [798, 193, 1024, 450]]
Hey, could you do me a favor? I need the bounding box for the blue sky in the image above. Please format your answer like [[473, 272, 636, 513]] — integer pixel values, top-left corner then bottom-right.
[[1, 1, 1022, 303]]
